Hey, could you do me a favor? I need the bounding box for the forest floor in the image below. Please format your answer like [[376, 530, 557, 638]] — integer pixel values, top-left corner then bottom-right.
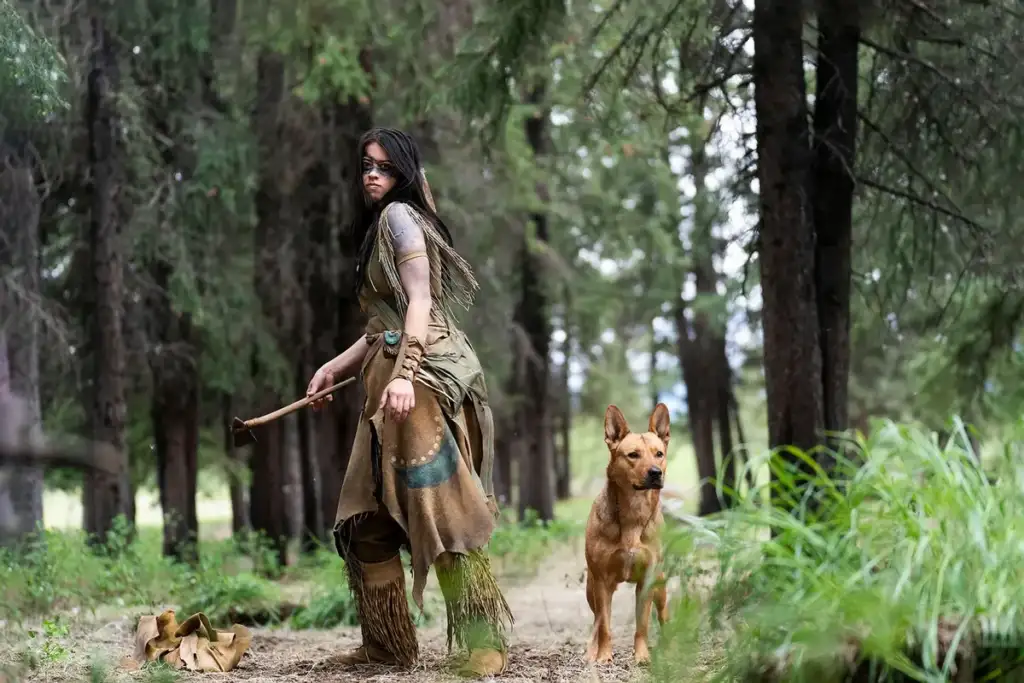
[[6, 421, 711, 683], [12, 544, 686, 683]]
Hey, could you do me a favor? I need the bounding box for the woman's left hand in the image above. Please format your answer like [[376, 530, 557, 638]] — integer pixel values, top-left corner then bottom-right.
[[380, 378, 415, 423]]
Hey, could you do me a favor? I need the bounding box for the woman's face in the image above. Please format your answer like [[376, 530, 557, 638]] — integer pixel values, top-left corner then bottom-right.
[[362, 141, 397, 203]]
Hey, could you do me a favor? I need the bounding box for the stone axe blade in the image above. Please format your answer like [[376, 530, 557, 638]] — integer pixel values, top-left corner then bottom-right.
[[231, 376, 356, 448]]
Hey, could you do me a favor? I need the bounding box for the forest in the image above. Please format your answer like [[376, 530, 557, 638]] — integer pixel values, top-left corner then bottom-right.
[[1, 0, 1023, 680]]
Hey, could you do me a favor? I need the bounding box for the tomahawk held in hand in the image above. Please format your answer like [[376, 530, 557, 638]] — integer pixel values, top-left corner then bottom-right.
[[231, 376, 356, 447]]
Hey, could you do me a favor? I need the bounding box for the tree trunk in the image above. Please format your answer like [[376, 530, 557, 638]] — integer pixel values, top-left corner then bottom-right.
[[149, 260, 200, 563], [0, 150, 44, 548], [675, 133, 736, 515], [812, 0, 860, 456], [249, 50, 291, 567], [715, 344, 739, 501], [282, 412, 304, 545], [249, 423, 288, 565], [83, 12, 132, 541], [753, 0, 824, 466], [554, 305, 572, 500], [493, 407, 513, 508], [515, 83, 555, 523], [222, 393, 251, 533], [306, 95, 371, 542], [676, 302, 720, 515], [297, 361, 322, 551], [294, 112, 321, 552]]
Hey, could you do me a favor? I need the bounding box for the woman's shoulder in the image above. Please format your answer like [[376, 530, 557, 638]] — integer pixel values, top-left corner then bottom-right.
[[379, 201, 428, 255], [381, 201, 427, 240], [382, 200, 424, 224]]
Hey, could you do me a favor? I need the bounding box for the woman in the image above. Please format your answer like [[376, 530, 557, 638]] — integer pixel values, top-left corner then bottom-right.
[[305, 128, 513, 677]]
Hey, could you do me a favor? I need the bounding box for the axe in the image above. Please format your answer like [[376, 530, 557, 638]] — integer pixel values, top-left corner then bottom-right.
[[231, 376, 356, 447]]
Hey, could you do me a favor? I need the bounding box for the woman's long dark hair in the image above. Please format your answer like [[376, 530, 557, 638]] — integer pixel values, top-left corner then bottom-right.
[[349, 128, 455, 295]]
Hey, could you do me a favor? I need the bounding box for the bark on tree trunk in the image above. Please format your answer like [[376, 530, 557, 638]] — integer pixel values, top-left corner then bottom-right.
[[675, 134, 737, 515], [222, 393, 251, 534], [676, 302, 721, 515], [249, 422, 288, 566], [554, 314, 572, 500], [713, 342, 740, 502], [0, 151, 44, 547], [249, 50, 291, 567], [515, 83, 555, 523], [812, 0, 860, 458], [303, 135, 336, 549], [311, 96, 371, 540], [282, 412, 304, 545], [493, 407, 514, 508], [83, 12, 132, 541], [149, 260, 200, 563], [753, 0, 824, 468]]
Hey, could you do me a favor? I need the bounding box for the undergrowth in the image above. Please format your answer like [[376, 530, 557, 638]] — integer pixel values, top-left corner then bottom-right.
[[0, 506, 583, 628], [654, 418, 1024, 683]]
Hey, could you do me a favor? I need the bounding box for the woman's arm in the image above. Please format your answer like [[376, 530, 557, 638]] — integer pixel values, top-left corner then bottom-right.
[[307, 334, 370, 408], [376, 203, 432, 422], [325, 334, 371, 378], [387, 203, 432, 340]]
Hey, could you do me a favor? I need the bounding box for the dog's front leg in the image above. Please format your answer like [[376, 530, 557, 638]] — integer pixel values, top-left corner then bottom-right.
[[584, 572, 614, 664], [653, 572, 669, 625], [633, 580, 655, 665]]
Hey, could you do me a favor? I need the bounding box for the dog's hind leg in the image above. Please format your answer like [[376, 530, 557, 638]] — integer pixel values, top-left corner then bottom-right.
[[584, 571, 613, 664], [633, 581, 655, 665], [585, 568, 596, 612]]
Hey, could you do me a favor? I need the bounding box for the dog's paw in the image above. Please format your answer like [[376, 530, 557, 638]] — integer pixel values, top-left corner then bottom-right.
[[584, 648, 613, 665], [633, 643, 651, 666]]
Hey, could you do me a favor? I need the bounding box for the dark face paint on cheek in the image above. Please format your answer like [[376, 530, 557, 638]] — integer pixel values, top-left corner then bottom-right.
[[362, 157, 395, 178]]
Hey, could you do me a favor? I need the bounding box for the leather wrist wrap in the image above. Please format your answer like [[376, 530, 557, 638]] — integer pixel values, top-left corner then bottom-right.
[[394, 335, 425, 383]]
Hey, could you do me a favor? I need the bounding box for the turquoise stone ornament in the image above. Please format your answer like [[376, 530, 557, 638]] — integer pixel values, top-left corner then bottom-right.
[[384, 330, 401, 346]]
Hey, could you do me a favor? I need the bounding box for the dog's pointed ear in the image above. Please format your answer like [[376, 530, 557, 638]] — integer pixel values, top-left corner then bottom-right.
[[649, 403, 671, 446], [604, 405, 630, 448]]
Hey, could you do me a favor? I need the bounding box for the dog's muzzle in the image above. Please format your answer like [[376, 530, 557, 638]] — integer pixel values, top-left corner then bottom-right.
[[635, 467, 664, 490]]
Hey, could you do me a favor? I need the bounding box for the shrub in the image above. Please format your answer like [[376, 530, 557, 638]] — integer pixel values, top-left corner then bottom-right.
[[654, 418, 1024, 682]]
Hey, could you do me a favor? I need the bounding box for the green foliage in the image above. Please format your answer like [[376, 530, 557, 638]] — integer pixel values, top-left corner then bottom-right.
[[26, 614, 70, 663], [0, 520, 180, 621], [654, 418, 1024, 681], [179, 570, 281, 625], [487, 509, 584, 577], [0, 0, 67, 133], [447, 0, 568, 139], [140, 661, 183, 683]]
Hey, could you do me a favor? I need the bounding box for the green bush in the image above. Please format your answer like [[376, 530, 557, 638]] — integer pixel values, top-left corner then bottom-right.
[[654, 418, 1024, 682], [0, 519, 181, 621], [487, 509, 584, 577]]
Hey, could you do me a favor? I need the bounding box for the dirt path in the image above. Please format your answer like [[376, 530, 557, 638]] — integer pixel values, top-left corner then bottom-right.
[[15, 548, 666, 683]]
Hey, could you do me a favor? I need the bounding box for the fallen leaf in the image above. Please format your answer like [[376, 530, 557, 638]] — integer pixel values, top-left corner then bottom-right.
[[131, 611, 252, 673]]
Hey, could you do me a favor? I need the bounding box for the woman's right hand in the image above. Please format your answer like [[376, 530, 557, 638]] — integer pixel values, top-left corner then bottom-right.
[[306, 363, 338, 412]]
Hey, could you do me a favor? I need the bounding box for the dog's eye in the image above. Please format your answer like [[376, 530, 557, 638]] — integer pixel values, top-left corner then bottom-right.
[[655, 451, 664, 458], [627, 451, 640, 460]]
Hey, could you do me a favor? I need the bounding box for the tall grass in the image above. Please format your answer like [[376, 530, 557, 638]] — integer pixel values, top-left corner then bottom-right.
[[655, 418, 1024, 682]]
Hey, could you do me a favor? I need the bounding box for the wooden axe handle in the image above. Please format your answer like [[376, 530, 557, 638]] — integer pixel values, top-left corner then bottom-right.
[[241, 376, 357, 429]]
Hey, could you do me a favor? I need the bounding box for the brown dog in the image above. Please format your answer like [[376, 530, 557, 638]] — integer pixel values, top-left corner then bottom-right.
[[584, 403, 671, 665]]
